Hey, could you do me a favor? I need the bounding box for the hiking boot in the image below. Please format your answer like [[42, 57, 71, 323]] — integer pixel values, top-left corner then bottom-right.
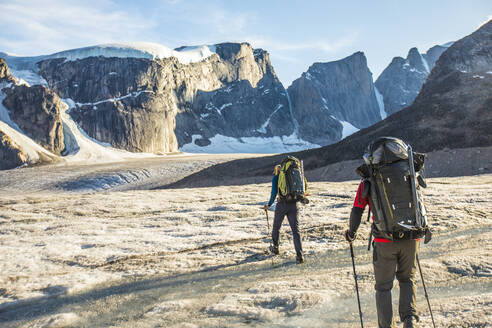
[[403, 315, 418, 328], [269, 245, 279, 255], [296, 254, 304, 264]]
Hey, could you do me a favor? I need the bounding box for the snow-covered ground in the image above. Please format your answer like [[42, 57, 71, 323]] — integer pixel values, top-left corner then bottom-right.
[[181, 134, 320, 154], [0, 167, 490, 327]]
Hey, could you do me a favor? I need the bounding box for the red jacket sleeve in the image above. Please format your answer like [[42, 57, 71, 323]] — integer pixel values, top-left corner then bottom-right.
[[353, 181, 369, 209]]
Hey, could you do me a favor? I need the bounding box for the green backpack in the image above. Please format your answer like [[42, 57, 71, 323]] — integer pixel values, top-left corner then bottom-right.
[[278, 156, 308, 202]]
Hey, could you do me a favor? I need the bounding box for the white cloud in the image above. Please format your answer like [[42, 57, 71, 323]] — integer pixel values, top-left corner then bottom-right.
[[0, 0, 156, 55], [247, 31, 359, 55]]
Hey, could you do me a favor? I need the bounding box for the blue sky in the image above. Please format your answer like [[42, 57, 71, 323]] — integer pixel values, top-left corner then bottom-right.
[[0, 0, 490, 86]]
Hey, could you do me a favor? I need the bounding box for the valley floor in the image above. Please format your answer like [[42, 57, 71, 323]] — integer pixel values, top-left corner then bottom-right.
[[0, 164, 490, 327]]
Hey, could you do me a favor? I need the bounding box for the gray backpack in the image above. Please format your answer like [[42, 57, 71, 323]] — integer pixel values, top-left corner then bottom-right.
[[356, 137, 429, 241]]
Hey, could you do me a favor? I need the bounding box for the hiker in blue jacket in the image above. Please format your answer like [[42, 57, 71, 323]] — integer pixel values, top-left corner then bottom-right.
[[264, 164, 304, 263]]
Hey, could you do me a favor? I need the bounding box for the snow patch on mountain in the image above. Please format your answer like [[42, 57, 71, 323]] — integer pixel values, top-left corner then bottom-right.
[[174, 45, 217, 63], [419, 53, 430, 73], [60, 99, 156, 163], [9, 69, 48, 87], [441, 41, 454, 47], [74, 91, 154, 107], [374, 86, 386, 119], [181, 134, 319, 154], [340, 120, 359, 139], [257, 104, 283, 134], [0, 121, 56, 165]]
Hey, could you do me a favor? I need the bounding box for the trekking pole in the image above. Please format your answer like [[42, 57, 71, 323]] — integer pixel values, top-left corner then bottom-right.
[[265, 209, 274, 266], [349, 242, 364, 328], [416, 254, 436, 328]]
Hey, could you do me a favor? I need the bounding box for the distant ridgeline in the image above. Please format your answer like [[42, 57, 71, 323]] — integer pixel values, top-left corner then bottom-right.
[[0, 21, 491, 170]]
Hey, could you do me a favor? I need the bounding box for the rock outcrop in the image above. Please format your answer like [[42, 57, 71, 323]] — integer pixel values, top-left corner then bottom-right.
[[0, 58, 14, 83], [36, 43, 294, 153], [0, 130, 27, 170], [2, 85, 65, 154], [375, 45, 449, 115], [288, 52, 382, 145]]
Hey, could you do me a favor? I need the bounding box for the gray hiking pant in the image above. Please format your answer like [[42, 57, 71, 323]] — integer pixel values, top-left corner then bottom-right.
[[272, 201, 303, 256], [373, 239, 419, 328]]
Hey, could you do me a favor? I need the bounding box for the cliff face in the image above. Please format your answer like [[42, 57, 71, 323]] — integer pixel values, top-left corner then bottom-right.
[[36, 43, 294, 153], [175, 45, 294, 148], [165, 21, 492, 188], [375, 45, 449, 115], [287, 52, 382, 145], [2, 85, 65, 154], [0, 130, 27, 170], [0, 58, 14, 83]]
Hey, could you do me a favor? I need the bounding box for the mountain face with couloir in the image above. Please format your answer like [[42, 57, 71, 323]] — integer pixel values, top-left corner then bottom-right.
[[164, 20, 492, 188], [375, 44, 451, 115], [287, 52, 384, 145]]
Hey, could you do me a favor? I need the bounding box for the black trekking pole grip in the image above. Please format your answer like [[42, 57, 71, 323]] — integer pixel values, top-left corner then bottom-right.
[[265, 209, 270, 233], [349, 242, 364, 328]]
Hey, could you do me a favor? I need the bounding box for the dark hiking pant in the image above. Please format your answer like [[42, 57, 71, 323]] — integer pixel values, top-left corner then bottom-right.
[[272, 201, 303, 256], [373, 239, 419, 328]]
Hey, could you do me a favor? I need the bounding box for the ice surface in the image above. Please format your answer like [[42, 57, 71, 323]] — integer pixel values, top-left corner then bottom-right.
[[0, 171, 490, 326], [3, 43, 217, 68], [180, 133, 320, 154], [374, 86, 387, 119], [8, 69, 48, 87], [174, 45, 217, 63]]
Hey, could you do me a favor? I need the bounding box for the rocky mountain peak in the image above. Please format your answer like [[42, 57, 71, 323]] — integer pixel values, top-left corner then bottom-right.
[[0, 58, 14, 83], [429, 20, 491, 78], [2, 84, 65, 154], [407, 47, 429, 73], [287, 51, 382, 146], [375, 42, 450, 116], [424, 44, 451, 68]]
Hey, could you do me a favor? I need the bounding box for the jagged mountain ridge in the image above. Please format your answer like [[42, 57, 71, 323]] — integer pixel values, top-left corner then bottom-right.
[[288, 51, 383, 145], [1, 41, 389, 162], [0, 32, 472, 171], [164, 20, 492, 189]]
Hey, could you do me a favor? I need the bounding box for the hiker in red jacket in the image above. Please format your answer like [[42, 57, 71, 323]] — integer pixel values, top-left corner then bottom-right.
[[345, 137, 427, 328]]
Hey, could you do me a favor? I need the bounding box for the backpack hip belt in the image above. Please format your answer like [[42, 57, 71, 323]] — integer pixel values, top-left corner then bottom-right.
[[391, 229, 425, 240]]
